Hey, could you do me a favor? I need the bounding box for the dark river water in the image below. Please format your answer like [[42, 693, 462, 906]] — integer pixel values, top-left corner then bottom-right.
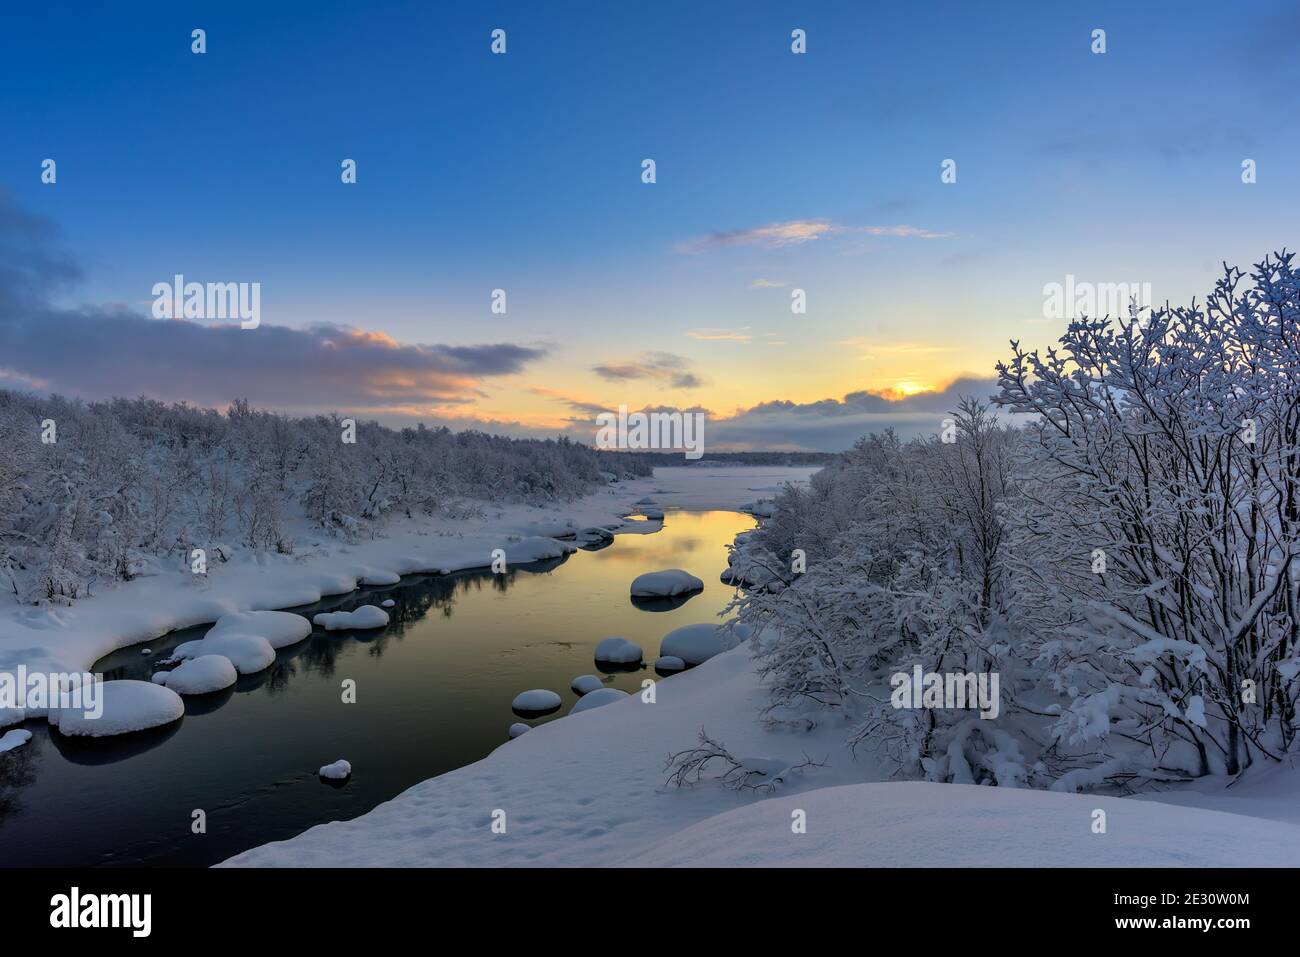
[[0, 509, 753, 867]]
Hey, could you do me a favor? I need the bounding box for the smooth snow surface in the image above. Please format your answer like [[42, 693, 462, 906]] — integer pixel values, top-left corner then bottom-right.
[[623, 782, 1300, 867], [511, 689, 562, 714], [50, 680, 183, 738], [659, 622, 740, 666], [312, 605, 390, 631], [570, 675, 604, 695], [593, 637, 642, 665], [151, 654, 238, 695], [508, 723, 530, 739], [569, 688, 629, 715], [174, 632, 276, 674], [630, 569, 704, 598], [0, 728, 31, 752], [207, 610, 312, 649]]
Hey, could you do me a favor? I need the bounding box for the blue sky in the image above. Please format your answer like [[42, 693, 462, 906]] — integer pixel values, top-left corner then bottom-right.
[[1, 0, 1296, 449]]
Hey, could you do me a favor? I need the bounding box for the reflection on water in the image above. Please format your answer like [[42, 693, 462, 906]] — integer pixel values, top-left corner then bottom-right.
[[0, 510, 753, 867]]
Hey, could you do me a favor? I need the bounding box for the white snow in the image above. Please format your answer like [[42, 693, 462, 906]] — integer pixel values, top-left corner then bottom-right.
[[593, 637, 642, 665], [381, 599, 396, 608], [312, 605, 390, 631], [570, 675, 604, 695], [319, 759, 352, 780], [49, 680, 184, 738], [501, 537, 576, 564], [0, 728, 31, 752], [623, 781, 1300, 867], [151, 654, 238, 695], [655, 656, 686, 673], [638, 506, 665, 520], [508, 723, 530, 739], [360, 570, 401, 586], [174, 632, 276, 675], [206, 610, 312, 649], [659, 622, 740, 666], [222, 641, 1300, 867], [511, 689, 562, 714], [630, 569, 704, 598], [569, 688, 629, 715]]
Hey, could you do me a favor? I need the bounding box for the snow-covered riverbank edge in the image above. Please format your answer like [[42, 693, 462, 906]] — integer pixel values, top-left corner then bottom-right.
[[223, 632, 1300, 867], [0, 466, 813, 712]]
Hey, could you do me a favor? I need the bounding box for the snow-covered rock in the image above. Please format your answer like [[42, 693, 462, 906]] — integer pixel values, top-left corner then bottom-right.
[[569, 688, 629, 715], [655, 655, 686, 673], [659, 623, 740, 666], [49, 680, 184, 738], [638, 506, 665, 520], [313, 605, 390, 631], [0, 707, 24, 729], [151, 654, 238, 695], [508, 723, 530, 739], [319, 759, 352, 780], [0, 728, 32, 752], [381, 599, 396, 608], [207, 610, 312, 649], [360, 570, 401, 586], [511, 689, 562, 714], [500, 537, 577, 564], [594, 637, 643, 665], [630, 569, 703, 598], [570, 674, 604, 695], [174, 632, 276, 674]]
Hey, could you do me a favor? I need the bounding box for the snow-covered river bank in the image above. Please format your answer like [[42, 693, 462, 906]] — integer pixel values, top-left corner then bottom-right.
[[0, 467, 813, 866]]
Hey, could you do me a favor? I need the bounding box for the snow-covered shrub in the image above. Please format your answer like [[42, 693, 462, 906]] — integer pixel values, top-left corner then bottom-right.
[[736, 253, 1300, 790]]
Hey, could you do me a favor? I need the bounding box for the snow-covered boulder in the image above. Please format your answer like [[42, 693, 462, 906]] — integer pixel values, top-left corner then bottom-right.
[[360, 570, 401, 586], [381, 599, 396, 608], [50, 680, 184, 738], [638, 506, 665, 520], [501, 537, 577, 564], [313, 605, 390, 631], [319, 759, 352, 780], [508, 723, 530, 739], [659, 623, 740, 666], [511, 689, 562, 715], [569, 688, 628, 715], [594, 637, 643, 665], [630, 569, 703, 598], [570, 674, 605, 695], [151, 654, 238, 695], [0, 728, 32, 752], [207, 610, 312, 649], [655, 655, 686, 674], [175, 632, 276, 674]]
